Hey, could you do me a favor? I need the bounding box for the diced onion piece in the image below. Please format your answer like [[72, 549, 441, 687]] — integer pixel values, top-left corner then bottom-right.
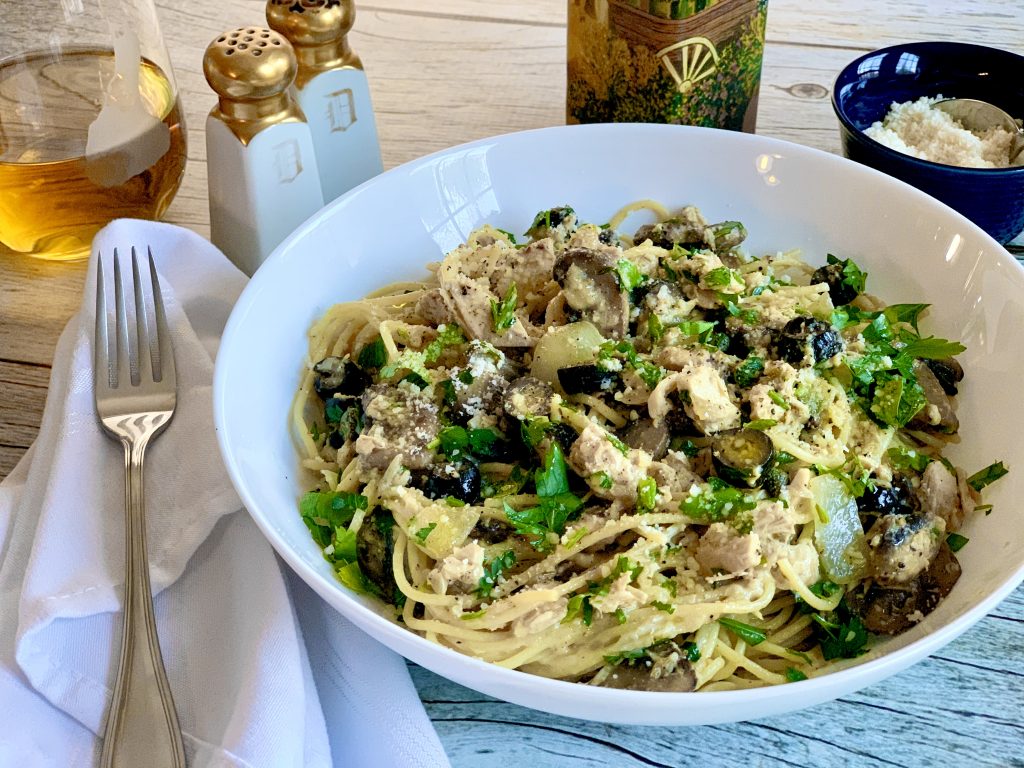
[[530, 321, 606, 388], [810, 474, 868, 584]]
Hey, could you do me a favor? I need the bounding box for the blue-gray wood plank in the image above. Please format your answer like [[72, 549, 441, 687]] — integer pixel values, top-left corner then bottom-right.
[[412, 585, 1024, 768]]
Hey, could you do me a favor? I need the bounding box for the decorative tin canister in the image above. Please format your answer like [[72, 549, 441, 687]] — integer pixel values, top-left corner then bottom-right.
[[567, 0, 768, 132]]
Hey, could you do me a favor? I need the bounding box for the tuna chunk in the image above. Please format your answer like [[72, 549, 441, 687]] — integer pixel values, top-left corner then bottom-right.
[[437, 239, 535, 347], [591, 573, 649, 614], [918, 460, 963, 529], [695, 523, 761, 578], [512, 597, 570, 637], [649, 367, 740, 435], [356, 384, 440, 469], [569, 423, 651, 503], [427, 541, 486, 595]]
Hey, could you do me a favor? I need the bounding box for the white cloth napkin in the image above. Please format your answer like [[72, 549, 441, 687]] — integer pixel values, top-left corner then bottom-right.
[[0, 219, 450, 768]]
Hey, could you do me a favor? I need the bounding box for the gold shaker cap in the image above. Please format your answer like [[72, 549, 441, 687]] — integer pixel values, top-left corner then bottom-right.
[[204, 27, 297, 101], [266, 0, 355, 47]]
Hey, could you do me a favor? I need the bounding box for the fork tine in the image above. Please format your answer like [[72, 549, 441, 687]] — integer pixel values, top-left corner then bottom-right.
[[113, 248, 139, 388], [131, 247, 156, 385], [94, 255, 113, 391], [149, 248, 175, 386]]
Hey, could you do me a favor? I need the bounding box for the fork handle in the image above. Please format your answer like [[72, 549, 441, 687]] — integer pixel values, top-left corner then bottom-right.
[[101, 436, 186, 768]]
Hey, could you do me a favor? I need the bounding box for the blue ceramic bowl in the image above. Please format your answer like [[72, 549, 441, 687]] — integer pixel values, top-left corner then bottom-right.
[[833, 42, 1024, 244]]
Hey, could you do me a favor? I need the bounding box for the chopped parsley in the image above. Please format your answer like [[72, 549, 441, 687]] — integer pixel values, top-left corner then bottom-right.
[[504, 443, 583, 552], [826, 253, 867, 300], [718, 617, 766, 645], [520, 417, 553, 451], [490, 282, 518, 332], [356, 337, 387, 369], [724, 299, 759, 325], [606, 433, 629, 456], [481, 465, 528, 499], [563, 593, 594, 626], [845, 310, 965, 429], [967, 461, 1008, 492], [477, 550, 516, 598], [680, 641, 701, 663], [680, 477, 757, 522], [647, 314, 665, 342], [636, 476, 658, 513], [525, 206, 574, 239], [597, 339, 665, 389], [675, 320, 720, 346], [332, 527, 358, 562], [336, 561, 371, 594], [733, 356, 765, 388], [564, 526, 589, 549], [414, 522, 437, 543], [704, 266, 741, 291], [946, 532, 969, 552], [712, 220, 745, 245], [379, 324, 465, 380], [437, 425, 503, 463], [887, 445, 931, 472], [613, 258, 646, 292], [300, 490, 368, 533], [785, 667, 808, 682], [603, 648, 648, 665], [808, 598, 869, 660]]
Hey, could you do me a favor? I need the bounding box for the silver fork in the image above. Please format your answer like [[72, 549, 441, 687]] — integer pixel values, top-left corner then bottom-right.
[[94, 247, 185, 768]]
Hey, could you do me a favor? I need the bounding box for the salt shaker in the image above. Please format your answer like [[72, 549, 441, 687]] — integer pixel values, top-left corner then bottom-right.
[[266, 0, 383, 203], [203, 27, 325, 276]]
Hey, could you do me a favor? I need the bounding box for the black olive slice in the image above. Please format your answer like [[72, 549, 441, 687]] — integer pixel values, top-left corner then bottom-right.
[[313, 356, 371, 399], [549, 422, 580, 454], [472, 517, 515, 544], [557, 364, 620, 395], [776, 317, 843, 366], [711, 428, 775, 487], [924, 357, 964, 396], [856, 483, 907, 516], [421, 463, 482, 504], [810, 262, 859, 305]]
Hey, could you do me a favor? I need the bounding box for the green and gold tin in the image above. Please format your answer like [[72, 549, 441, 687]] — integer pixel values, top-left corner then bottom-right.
[[567, 0, 768, 131]]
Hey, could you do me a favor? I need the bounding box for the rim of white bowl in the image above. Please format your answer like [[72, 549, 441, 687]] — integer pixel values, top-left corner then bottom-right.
[[214, 122, 1024, 718]]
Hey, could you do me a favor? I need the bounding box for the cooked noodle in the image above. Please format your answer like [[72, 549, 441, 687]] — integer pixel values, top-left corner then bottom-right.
[[291, 202, 1000, 691]]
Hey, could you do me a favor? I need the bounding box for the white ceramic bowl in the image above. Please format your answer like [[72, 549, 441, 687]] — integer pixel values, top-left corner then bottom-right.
[[214, 124, 1024, 726]]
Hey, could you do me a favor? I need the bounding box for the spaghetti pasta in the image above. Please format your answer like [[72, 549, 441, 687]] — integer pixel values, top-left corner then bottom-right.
[[292, 202, 1003, 691]]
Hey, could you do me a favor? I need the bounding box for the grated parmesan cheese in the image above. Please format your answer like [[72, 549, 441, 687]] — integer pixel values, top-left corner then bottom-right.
[[864, 95, 1023, 168]]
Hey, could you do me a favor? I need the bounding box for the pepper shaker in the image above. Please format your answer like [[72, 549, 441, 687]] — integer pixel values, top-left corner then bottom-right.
[[204, 27, 325, 276], [266, 0, 383, 203]]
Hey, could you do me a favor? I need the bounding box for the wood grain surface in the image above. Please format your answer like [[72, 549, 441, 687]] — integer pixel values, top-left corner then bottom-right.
[[2, 1, 1022, 766]]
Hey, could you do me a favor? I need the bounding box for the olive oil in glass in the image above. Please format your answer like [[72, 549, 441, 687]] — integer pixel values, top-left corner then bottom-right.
[[0, 49, 186, 261]]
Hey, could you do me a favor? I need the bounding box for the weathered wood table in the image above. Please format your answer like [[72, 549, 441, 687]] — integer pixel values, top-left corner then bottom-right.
[[2, 1, 1022, 765]]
